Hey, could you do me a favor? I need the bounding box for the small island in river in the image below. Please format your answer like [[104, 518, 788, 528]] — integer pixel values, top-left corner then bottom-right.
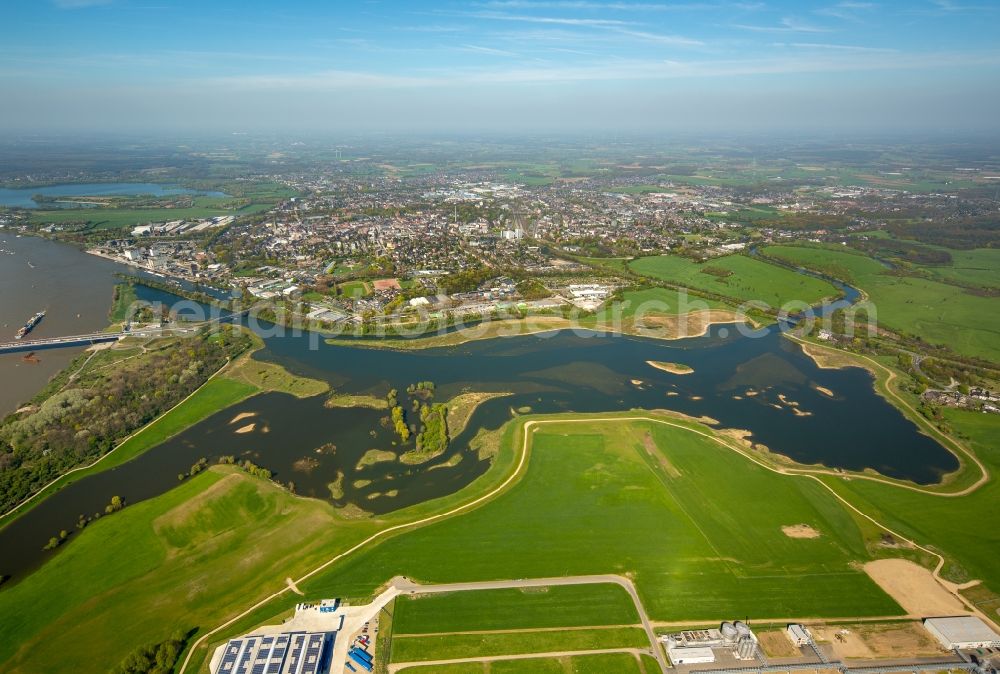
[[646, 360, 694, 375]]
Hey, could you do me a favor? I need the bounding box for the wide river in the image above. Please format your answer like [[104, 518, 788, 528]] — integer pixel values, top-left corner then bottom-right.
[[0, 234, 229, 416], [0, 237, 959, 584]]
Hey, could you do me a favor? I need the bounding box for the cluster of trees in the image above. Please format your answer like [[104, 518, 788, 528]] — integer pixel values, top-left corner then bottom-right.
[[415, 403, 449, 456], [179, 457, 210, 481], [438, 267, 495, 294], [516, 279, 552, 300], [407, 381, 435, 396], [105, 495, 124, 514], [0, 327, 253, 514], [43, 529, 70, 551], [888, 217, 1000, 250], [390, 405, 410, 442], [112, 630, 190, 674], [850, 238, 952, 265], [699, 265, 734, 278], [385, 388, 411, 441], [217, 455, 274, 479]]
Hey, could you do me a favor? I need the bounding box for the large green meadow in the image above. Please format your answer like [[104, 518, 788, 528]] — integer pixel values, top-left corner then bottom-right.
[[300, 418, 900, 620], [628, 253, 838, 310], [762, 245, 1000, 362]]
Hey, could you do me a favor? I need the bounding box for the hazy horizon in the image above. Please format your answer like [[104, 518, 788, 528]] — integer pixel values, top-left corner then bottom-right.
[[4, 0, 1000, 136]]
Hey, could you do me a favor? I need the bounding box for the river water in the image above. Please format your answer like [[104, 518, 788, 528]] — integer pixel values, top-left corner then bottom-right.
[[0, 234, 135, 415], [0, 183, 227, 209], [0, 237, 960, 585]]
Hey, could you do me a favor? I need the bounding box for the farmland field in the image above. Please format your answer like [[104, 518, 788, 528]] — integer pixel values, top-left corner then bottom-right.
[[392, 584, 639, 635], [628, 253, 838, 310], [389, 627, 648, 663], [762, 245, 1000, 362], [396, 653, 655, 674]]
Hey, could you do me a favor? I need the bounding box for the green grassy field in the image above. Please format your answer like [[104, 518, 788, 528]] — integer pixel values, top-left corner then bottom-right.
[[396, 652, 654, 674], [300, 417, 901, 621], [916, 247, 1000, 290], [763, 245, 1000, 362], [390, 628, 648, 663], [591, 287, 731, 320], [392, 585, 639, 635], [628, 253, 838, 310], [339, 280, 372, 297]]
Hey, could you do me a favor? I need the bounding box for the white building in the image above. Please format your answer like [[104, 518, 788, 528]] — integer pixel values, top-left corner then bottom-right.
[[786, 623, 812, 647], [667, 646, 715, 665], [924, 617, 1000, 650]]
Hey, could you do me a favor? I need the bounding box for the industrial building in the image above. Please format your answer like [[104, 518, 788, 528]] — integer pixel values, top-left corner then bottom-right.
[[212, 631, 331, 674], [923, 617, 1000, 650], [668, 646, 716, 665], [661, 621, 760, 664], [786, 623, 813, 647]]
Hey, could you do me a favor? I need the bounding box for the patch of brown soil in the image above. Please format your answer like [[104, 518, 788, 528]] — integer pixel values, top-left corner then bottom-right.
[[863, 559, 966, 616], [758, 630, 800, 657], [782, 524, 821, 539], [641, 431, 681, 478], [813, 621, 946, 660]]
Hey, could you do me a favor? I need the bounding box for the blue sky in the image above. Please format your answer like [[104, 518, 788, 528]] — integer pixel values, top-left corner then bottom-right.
[[3, 0, 999, 135]]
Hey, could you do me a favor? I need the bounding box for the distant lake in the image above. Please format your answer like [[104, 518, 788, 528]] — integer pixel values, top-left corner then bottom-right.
[[0, 183, 228, 209]]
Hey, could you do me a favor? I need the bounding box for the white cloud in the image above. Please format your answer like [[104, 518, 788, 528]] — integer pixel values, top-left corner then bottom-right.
[[733, 17, 833, 33]]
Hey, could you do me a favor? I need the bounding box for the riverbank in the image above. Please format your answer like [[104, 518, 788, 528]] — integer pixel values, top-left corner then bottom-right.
[[324, 309, 745, 351]]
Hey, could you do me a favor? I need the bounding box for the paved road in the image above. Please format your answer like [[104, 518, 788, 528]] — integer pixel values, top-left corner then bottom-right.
[[326, 575, 666, 674]]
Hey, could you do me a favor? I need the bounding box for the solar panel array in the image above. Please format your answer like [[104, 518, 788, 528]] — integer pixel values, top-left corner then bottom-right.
[[213, 631, 333, 674]]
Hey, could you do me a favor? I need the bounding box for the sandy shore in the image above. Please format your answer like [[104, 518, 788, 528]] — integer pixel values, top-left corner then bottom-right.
[[646, 360, 694, 375]]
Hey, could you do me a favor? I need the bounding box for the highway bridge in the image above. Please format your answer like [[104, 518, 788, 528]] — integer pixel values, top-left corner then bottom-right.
[[0, 327, 185, 355], [0, 310, 250, 355]]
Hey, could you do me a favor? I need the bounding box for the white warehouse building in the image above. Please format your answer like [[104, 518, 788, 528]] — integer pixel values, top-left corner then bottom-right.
[[667, 646, 715, 665], [923, 617, 1000, 650]]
